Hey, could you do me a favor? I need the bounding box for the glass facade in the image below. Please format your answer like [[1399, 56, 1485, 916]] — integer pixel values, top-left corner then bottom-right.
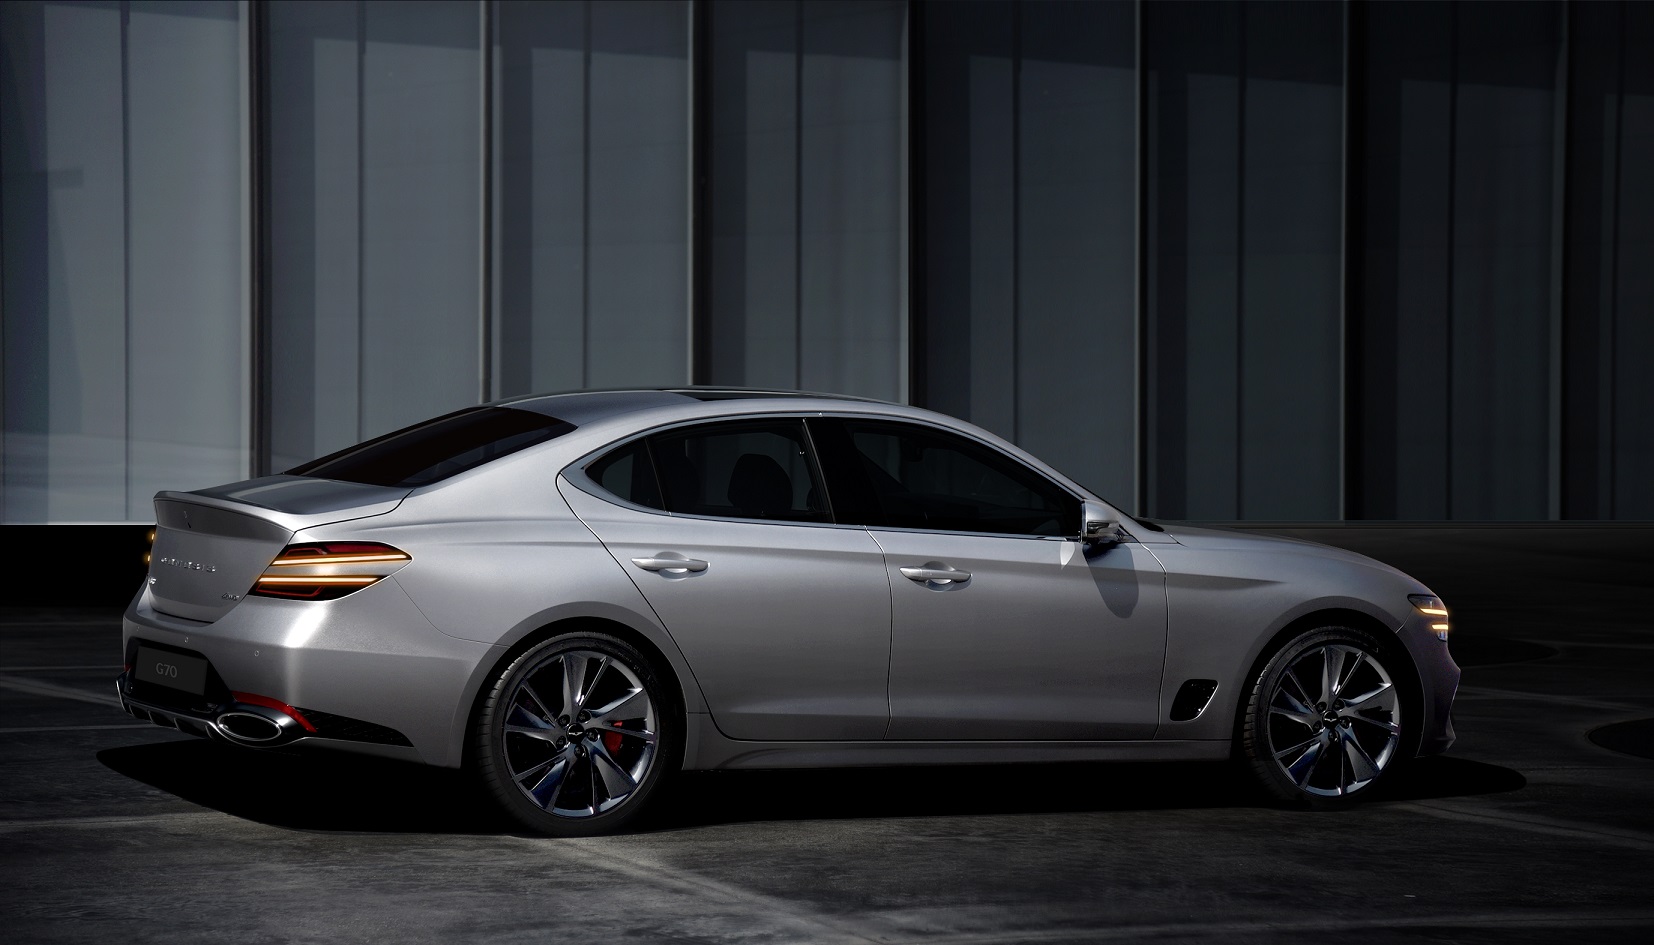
[[492, 0, 691, 400], [1, 0, 247, 522], [268, 0, 485, 470], [2, 0, 1650, 523], [706, 0, 907, 401], [919, 0, 1137, 505]]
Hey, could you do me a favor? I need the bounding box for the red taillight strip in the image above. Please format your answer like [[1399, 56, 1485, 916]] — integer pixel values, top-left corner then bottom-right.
[[250, 541, 410, 601], [270, 552, 408, 566], [270, 542, 410, 566], [255, 576, 381, 586], [230, 691, 318, 733]]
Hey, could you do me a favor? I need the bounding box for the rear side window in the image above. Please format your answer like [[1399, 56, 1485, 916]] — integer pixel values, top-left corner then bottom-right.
[[653, 420, 829, 522], [586, 419, 830, 523], [288, 407, 574, 488], [586, 440, 664, 510]]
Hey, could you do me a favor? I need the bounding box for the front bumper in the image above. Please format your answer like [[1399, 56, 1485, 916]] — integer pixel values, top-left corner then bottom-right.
[[121, 577, 501, 767], [1396, 610, 1461, 757]]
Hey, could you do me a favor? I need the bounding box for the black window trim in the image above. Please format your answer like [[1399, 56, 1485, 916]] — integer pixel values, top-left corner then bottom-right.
[[287, 404, 577, 489], [564, 409, 1103, 540], [809, 414, 1089, 542], [565, 413, 850, 529]]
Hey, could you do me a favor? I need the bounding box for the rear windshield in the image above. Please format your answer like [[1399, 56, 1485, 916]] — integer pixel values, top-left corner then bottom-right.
[[287, 406, 574, 488]]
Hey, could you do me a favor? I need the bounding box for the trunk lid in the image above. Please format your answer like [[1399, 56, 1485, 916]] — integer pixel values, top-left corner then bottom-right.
[[147, 476, 408, 622]]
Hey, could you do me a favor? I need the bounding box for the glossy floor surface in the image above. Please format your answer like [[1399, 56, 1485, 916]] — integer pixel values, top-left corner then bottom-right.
[[3, 526, 1652, 943]]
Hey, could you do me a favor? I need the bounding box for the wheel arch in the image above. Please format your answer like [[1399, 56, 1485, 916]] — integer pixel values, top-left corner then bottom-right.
[[1229, 606, 1425, 761], [454, 610, 702, 770]]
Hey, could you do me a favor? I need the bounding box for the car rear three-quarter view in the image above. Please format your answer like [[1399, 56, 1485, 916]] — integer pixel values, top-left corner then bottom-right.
[[119, 388, 1460, 835]]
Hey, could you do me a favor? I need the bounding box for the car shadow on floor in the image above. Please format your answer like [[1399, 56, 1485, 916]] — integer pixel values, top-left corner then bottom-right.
[[97, 739, 1525, 835], [97, 740, 511, 834], [647, 754, 1526, 831]]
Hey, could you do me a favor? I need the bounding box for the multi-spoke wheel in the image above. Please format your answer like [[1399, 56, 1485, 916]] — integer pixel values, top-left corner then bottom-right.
[[1242, 627, 1409, 805], [474, 632, 678, 835]]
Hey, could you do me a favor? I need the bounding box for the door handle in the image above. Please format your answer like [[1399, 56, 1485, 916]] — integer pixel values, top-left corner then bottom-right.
[[900, 566, 971, 584], [631, 556, 708, 573]]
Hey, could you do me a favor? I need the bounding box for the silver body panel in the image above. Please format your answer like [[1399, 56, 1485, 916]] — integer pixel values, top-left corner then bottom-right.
[[874, 530, 1168, 740], [121, 390, 1458, 772], [559, 482, 893, 741]]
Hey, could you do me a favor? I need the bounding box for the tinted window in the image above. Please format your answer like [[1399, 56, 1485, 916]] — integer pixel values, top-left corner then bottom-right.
[[586, 440, 664, 510], [648, 420, 829, 522], [830, 420, 1077, 536], [287, 407, 573, 488]]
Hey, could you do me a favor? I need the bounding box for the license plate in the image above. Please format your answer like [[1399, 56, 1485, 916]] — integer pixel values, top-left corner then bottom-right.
[[134, 646, 208, 696]]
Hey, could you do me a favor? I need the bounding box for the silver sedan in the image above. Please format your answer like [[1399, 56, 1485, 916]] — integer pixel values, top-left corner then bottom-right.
[[119, 389, 1459, 835]]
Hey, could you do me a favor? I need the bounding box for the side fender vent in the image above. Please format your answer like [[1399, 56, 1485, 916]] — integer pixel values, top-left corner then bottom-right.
[[1169, 679, 1219, 722]]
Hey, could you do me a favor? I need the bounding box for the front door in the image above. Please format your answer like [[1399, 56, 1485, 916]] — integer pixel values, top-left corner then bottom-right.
[[874, 529, 1167, 739], [811, 417, 1168, 740]]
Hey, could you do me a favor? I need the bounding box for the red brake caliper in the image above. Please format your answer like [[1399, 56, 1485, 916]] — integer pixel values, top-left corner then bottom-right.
[[602, 721, 624, 755]]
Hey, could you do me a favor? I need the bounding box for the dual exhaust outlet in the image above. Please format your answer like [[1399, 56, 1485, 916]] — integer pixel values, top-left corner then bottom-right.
[[119, 675, 316, 747], [215, 706, 299, 745]]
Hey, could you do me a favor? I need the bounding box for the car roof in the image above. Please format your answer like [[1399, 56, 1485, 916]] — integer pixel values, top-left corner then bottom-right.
[[495, 387, 900, 426]]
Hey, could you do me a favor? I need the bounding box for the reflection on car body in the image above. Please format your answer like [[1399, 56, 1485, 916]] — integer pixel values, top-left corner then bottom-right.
[[118, 388, 1459, 834]]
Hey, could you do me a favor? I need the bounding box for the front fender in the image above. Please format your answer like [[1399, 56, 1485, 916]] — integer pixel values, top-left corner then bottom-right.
[[1147, 541, 1422, 742]]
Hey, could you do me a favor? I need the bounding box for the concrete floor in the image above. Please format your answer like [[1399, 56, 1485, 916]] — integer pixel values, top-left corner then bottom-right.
[[3, 526, 1652, 943]]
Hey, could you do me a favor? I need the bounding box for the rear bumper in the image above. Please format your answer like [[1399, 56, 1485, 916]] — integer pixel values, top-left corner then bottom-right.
[[121, 577, 500, 767], [116, 673, 424, 762]]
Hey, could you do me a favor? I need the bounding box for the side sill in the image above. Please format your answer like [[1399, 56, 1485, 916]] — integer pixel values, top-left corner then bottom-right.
[[682, 715, 1231, 771]]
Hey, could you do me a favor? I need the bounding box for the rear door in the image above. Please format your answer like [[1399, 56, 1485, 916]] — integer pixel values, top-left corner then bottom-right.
[[811, 417, 1168, 740], [559, 418, 893, 741]]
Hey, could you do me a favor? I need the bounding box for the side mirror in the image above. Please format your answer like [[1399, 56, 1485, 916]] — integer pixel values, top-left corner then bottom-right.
[[1080, 500, 1121, 545]]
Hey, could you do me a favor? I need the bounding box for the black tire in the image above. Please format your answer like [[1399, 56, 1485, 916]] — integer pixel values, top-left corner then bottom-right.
[[473, 631, 681, 836], [1241, 626, 1409, 807]]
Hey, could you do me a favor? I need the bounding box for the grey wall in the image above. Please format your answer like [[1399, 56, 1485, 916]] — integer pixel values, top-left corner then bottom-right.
[[2, 0, 1650, 523], [2, 0, 245, 522]]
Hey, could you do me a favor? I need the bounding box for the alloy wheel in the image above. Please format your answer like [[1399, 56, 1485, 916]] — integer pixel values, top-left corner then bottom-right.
[[1264, 642, 1401, 797], [500, 648, 660, 818]]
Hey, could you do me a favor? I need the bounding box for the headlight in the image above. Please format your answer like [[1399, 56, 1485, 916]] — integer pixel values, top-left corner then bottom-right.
[[1409, 594, 1450, 641]]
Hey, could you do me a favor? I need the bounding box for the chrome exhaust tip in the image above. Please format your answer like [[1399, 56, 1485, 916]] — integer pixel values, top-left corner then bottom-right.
[[215, 705, 302, 745]]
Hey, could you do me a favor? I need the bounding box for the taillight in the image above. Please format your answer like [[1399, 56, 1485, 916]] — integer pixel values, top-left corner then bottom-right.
[[249, 541, 411, 601]]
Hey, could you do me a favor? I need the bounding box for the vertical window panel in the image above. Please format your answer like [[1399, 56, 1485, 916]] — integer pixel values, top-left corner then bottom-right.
[[797, 0, 906, 401], [584, 0, 690, 387], [494, 0, 587, 397], [1447, 1, 1558, 520], [707, 0, 906, 402], [1145, 0, 1342, 520], [1614, 4, 1654, 518], [1, 0, 127, 521], [918, 1, 1015, 437], [267, 0, 362, 471], [1352, 0, 1562, 521], [707, 0, 798, 390], [1, 0, 245, 522], [359, 0, 480, 437], [1350, 1, 1453, 520], [919, 0, 1135, 505], [1016, 1, 1137, 506], [269, 0, 480, 467], [1236, 2, 1343, 520], [492, 0, 689, 397]]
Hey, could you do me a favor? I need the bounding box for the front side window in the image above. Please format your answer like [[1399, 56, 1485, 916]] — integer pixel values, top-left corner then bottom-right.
[[823, 419, 1078, 537]]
